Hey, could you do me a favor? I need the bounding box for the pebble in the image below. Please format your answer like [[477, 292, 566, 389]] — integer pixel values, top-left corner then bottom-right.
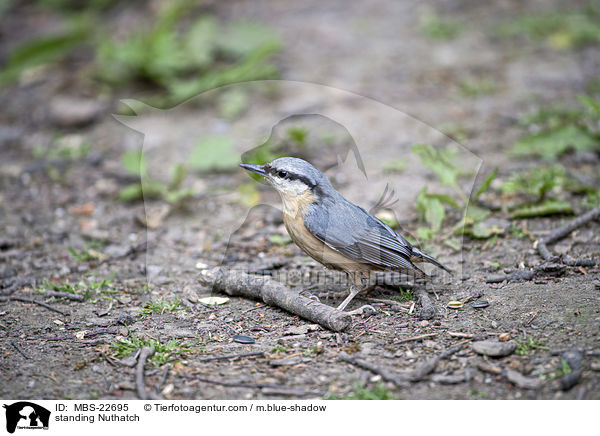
[[471, 300, 489, 309], [232, 335, 255, 344], [49, 96, 105, 127], [505, 369, 542, 390], [498, 333, 511, 342], [283, 324, 319, 335], [472, 340, 517, 357]]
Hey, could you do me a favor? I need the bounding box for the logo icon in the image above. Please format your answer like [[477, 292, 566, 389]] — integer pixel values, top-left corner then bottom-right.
[[3, 402, 50, 434]]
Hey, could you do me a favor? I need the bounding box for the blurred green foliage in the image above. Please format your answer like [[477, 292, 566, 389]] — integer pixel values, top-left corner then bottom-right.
[[512, 95, 600, 160], [1, 1, 281, 105], [497, 3, 600, 50]]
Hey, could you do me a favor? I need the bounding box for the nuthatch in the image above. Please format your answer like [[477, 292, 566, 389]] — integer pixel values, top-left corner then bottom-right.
[[240, 157, 451, 312]]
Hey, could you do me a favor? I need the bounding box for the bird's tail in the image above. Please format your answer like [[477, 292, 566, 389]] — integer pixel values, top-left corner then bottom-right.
[[411, 247, 453, 274]]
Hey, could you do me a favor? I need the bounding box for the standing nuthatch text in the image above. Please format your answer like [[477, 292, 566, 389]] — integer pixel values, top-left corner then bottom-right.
[[240, 157, 451, 312]]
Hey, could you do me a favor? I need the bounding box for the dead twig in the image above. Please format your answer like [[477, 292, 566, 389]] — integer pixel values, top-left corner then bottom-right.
[[396, 332, 438, 344], [197, 351, 264, 362], [537, 205, 600, 266], [136, 347, 161, 400], [337, 352, 409, 387], [0, 296, 68, 316], [42, 291, 85, 302], [199, 268, 352, 332], [11, 341, 30, 359]]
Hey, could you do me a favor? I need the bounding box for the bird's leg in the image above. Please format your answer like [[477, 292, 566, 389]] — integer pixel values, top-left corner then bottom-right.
[[336, 283, 362, 311], [337, 272, 377, 314]]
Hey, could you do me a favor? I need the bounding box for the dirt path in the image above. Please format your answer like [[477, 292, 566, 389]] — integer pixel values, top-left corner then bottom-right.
[[1, 0, 599, 400]]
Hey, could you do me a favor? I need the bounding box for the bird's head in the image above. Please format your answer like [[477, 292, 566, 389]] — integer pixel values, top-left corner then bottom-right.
[[240, 157, 332, 200]]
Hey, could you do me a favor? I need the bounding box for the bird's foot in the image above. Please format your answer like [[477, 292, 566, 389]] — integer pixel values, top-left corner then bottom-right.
[[346, 304, 377, 316]]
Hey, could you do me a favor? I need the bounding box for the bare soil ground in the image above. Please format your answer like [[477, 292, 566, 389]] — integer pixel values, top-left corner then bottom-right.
[[1, 0, 599, 400]]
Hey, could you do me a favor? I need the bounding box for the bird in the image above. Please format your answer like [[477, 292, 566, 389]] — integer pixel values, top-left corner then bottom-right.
[[240, 157, 451, 312]]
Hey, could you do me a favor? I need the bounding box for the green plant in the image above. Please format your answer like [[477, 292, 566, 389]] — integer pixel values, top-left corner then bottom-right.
[[498, 164, 598, 217], [511, 95, 600, 161], [545, 359, 573, 380], [118, 149, 195, 203], [515, 337, 549, 356], [411, 144, 497, 241], [458, 75, 497, 97], [325, 382, 394, 400], [496, 3, 600, 50], [110, 335, 189, 366], [270, 345, 289, 354], [419, 8, 461, 40], [95, 3, 280, 105], [141, 297, 185, 316]]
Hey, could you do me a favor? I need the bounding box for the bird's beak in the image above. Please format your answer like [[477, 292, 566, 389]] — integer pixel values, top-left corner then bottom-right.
[[240, 163, 267, 177]]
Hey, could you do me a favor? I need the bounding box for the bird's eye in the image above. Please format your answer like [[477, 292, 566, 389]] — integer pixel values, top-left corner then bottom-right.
[[277, 170, 288, 179]]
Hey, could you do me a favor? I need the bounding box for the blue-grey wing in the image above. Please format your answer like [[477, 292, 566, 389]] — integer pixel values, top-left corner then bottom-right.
[[304, 197, 417, 272]]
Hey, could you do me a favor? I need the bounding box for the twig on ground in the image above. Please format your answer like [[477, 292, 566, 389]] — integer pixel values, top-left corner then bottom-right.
[[42, 291, 85, 302], [199, 268, 352, 332], [136, 347, 161, 400], [537, 205, 600, 265], [11, 341, 30, 359], [396, 333, 438, 344], [414, 288, 435, 320], [198, 351, 264, 362], [337, 352, 409, 387], [0, 296, 68, 316], [338, 340, 468, 386]]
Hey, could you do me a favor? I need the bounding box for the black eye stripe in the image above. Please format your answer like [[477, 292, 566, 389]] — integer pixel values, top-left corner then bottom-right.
[[266, 166, 317, 189]]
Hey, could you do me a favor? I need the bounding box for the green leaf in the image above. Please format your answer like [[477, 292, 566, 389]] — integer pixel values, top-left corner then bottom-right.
[[511, 125, 598, 161], [269, 234, 292, 246], [416, 188, 445, 231], [412, 144, 459, 187], [118, 183, 144, 202], [183, 16, 217, 68], [473, 167, 498, 201], [165, 188, 195, 204], [510, 200, 574, 218], [416, 227, 435, 241], [444, 237, 461, 251], [122, 150, 146, 176], [217, 21, 281, 58], [169, 164, 187, 190], [189, 136, 239, 171], [425, 193, 461, 209], [465, 205, 491, 223], [0, 21, 89, 86], [238, 183, 260, 208]]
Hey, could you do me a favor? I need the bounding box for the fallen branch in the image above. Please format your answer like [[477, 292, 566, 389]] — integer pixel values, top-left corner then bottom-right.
[[537, 205, 600, 266], [0, 296, 68, 316], [136, 347, 161, 400], [199, 268, 352, 332]]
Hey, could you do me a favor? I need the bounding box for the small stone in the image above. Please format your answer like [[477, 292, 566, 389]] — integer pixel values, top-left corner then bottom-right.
[[505, 369, 542, 390], [472, 340, 517, 357], [49, 96, 105, 127], [182, 286, 199, 303], [232, 335, 254, 344], [419, 320, 430, 327], [499, 333, 511, 342], [471, 300, 489, 309]]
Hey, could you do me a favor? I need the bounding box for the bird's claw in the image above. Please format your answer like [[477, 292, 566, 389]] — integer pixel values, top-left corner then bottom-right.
[[346, 304, 377, 316]]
